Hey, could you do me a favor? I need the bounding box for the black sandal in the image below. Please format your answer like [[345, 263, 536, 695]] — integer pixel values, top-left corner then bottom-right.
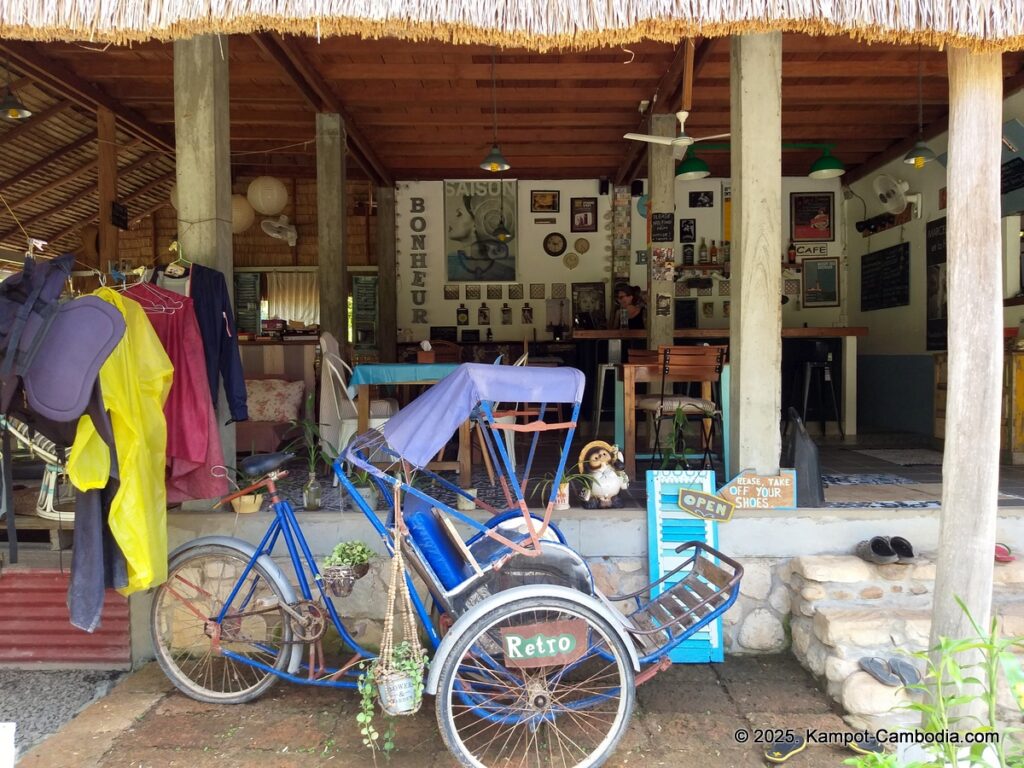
[[764, 735, 807, 763]]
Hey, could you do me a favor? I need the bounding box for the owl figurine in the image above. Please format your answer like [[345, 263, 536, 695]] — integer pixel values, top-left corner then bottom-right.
[[578, 441, 629, 509]]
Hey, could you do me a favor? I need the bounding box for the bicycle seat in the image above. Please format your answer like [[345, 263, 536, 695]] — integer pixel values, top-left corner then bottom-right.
[[239, 451, 293, 478]]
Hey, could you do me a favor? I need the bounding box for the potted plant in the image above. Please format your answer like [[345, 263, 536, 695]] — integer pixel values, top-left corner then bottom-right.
[[212, 464, 265, 514], [347, 468, 379, 511], [357, 641, 429, 756], [532, 471, 592, 510], [288, 393, 336, 511], [321, 540, 374, 597]]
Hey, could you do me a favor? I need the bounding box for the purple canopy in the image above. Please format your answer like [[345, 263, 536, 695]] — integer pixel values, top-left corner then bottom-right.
[[374, 363, 584, 469]]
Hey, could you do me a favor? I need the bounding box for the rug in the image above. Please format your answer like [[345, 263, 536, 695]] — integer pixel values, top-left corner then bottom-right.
[[827, 500, 941, 509], [821, 473, 913, 486], [851, 448, 945, 466]]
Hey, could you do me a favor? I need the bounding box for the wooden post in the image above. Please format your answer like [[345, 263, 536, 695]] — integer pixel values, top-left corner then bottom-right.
[[930, 48, 1003, 719], [646, 113, 676, 352], [376, 186, 397, 361], [729, 33, 782, 477], [317, 113, 348, 355], [96, 106, 117, 271]]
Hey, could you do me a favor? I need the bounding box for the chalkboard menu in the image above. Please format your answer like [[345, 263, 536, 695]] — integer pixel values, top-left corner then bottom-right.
[[651, 212, 674, 242], [860, 242, 910, 312], [926, 217, 947, 351], [1002, 157, 1024, 196]]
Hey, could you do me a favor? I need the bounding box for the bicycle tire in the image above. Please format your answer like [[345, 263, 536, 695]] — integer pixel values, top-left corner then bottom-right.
[[435, 595, 635, 768], [150, 543, 292, 704]]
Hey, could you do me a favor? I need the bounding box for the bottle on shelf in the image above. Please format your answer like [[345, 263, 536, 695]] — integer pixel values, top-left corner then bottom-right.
[[486, 327, 493, 342], [709, 239, 719, 264], [786, 239, 797, 266], [722, 240, 731, 278], [683, 244, 694, 267], [456, 303, 469, 326], [698, 237, 709, 265]]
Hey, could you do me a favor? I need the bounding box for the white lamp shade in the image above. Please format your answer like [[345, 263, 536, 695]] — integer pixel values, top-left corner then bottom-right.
[[246, 176, 288, 215], [231, 194, 256, 233], [169, 183, 178, 211]]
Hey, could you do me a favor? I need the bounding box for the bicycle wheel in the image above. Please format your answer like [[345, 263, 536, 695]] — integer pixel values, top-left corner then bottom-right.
[[151, 544, 292, 704], [435, 595, 635, 768]]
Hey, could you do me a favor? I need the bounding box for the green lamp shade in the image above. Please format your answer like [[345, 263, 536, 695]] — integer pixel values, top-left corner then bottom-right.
[[903, 140, 937, 169], [0, 89, 30, 120], [480, 144, 510, 172], [675, 152, 710, 180], [808, 149, 845, 179]]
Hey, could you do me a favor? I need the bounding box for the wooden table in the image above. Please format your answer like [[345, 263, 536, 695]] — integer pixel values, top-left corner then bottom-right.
[[348, 363, 472, 487]]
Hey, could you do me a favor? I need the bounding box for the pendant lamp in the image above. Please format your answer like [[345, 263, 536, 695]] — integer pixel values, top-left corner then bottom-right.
[[480, 53, 510, 172], [808, 148, 845, 179], [904, 46, 936, 169], [0, 61, 30, 121], [493, 178, 512, 242], [676, 149, 710, 180]]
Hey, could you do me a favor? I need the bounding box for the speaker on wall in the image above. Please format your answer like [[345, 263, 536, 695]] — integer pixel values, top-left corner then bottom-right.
[[599, 178, 610, 195], [630, 180, 643, 197]]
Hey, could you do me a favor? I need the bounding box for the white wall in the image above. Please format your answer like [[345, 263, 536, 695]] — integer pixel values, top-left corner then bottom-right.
[[847, 88, 1024, 356], [395, 180, 611, 343]]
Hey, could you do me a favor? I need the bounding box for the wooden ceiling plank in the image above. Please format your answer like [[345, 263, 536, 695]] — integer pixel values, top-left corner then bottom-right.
[[0, 132, 96, 193], [0, 41, 174, 152], [253, 32, 391, 187], [0, 100, 75, 149]]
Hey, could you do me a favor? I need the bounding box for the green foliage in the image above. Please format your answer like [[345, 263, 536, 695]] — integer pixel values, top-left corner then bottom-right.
[[894, 596, 1024, 768], [323, 540, 374, 568], [531, 471, 592, 502], [288, 392, 337, 475], [356, 641, 429, 759], [843, 751, 907, 768], [348, 467, 373, 487], [660, 406, 694, 470]]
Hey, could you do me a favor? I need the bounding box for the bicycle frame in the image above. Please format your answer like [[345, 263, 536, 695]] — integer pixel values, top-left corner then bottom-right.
[[211, 470, 441, 689]]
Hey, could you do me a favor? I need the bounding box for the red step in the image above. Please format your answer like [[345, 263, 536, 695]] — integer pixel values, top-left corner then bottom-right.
[[0, 569, 131, 667]]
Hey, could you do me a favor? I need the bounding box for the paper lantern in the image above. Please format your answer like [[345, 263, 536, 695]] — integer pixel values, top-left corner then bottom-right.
[[246, 176, 288, 215], [231, 194, 255, 233], [169, 183, 178, 211]]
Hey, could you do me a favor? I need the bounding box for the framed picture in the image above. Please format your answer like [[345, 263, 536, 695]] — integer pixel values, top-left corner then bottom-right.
[[802, 257, 840, 308], [791, 192, 835, 242], [443, 284, 460, 300], [465, 285, 481, 300], [531, 190, 560, 213], [571, 281, 607, 327], [487, 284, 502, 300], [461, 329, 480, 343], [689, 191, 714, 208], [444, 178, 517, 281], [570, 197, 598, 233], [430, 326, 458, 343]]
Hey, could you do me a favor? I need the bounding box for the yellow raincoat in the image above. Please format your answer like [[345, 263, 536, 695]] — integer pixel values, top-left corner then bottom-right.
[[68, 288, 173, 595]]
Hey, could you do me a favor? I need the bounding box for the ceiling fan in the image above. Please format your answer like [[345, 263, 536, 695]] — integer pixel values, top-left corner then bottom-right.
[[624, 109, 730, 153], [623, 39, 729, 157]]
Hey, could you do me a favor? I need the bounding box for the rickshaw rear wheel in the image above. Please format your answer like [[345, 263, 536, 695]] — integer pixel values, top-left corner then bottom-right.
[[435, 595, 635, 768], [151, 544, 291, 704]]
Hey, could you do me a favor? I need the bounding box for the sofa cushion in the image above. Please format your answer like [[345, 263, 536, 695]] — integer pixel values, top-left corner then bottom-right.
[[245, 379, 305, 423]]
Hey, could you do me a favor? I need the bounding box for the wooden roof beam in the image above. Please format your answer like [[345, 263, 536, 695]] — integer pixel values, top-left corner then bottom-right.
[[251, 32, 391, 187], [615, 38, 715, 185], [0, 41, 175, 152], [0, 100, 75, 150], [0, 132, 96, 192]]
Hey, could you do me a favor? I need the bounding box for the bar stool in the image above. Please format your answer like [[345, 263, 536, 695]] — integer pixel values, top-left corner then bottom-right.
[[591, 363, 618, 438], [798, 342, 843, 438]]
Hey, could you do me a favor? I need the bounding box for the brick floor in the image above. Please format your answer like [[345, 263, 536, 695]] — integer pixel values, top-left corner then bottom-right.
[[19, 654, 869, 768]]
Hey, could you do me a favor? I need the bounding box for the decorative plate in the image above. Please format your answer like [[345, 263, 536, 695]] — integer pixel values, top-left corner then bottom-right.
[[543, 232, 567, 257], [636, 194, 650, 218], [563, 252, 579, 270], [574, 238, 590, 254]]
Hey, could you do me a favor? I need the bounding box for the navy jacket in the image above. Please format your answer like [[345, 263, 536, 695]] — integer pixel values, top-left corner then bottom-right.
[[154, 264, 248, 422]]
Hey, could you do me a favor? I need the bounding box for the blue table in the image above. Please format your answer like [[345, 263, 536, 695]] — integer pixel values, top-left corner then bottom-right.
[[348, 363, 469, 485]]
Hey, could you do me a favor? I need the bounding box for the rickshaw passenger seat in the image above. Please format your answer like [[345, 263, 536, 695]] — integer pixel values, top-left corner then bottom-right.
[[403, 496, 473, 590]]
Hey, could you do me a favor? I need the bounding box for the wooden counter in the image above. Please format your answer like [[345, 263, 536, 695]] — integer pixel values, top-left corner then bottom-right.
[[573, 327, 868, 340]]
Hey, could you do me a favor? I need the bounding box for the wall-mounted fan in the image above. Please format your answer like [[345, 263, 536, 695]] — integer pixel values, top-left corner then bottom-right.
[[261, 215, 298, 247], [624, 110, 729, 155], [872, 174, 922, 219]]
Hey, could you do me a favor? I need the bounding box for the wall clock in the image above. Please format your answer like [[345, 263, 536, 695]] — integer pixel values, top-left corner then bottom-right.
[[543, 232, 567, 257]]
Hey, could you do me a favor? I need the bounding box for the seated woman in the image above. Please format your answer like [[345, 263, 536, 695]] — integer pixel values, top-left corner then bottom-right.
[[614, 284, 646, 330]]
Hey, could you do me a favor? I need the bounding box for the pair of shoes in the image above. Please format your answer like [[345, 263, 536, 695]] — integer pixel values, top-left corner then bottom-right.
[[996, 543, 1016, 564], [764, 734, 806, 763], [859, 656, 921, 686], [855, 536, 915, 564], [849, 735, 886, 755]]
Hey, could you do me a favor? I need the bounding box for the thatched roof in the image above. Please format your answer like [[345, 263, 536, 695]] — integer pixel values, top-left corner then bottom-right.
[[1, 1, 1022, 53]]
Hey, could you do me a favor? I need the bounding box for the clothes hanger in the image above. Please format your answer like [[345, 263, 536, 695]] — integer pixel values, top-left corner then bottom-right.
[[164, 240, 192, 277]]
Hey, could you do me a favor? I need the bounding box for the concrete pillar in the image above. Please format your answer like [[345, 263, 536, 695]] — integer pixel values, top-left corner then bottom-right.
[[930, 48, 1003, 721], [173, 35, 235, 459], [376, 186, 397, 361], [96, 106, 117, 270], [646, 114, 677, 352], [728, 33, 782, 476], [317, 113, 348, 353]]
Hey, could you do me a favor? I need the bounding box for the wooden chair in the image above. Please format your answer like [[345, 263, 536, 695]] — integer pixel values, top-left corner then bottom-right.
[[636, 345, 724, 469]]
